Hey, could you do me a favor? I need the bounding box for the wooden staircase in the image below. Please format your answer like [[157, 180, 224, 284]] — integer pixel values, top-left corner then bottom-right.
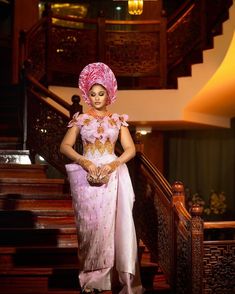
[[0, 163, 170, 294], [0, 84, 23, 152]]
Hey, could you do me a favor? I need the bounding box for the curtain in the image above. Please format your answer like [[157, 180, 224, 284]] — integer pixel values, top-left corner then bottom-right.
[[166, 125, 235, 219]]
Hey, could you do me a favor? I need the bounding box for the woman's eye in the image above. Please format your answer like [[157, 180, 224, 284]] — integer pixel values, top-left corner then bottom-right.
[[99, 92, 105, 96], [90, 93, 95, 97]]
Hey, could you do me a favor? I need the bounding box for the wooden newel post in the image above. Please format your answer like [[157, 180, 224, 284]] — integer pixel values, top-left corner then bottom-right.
[[70, 95, 83, 119], [134, 132, 144, 153], [70, 95, 83, 154], [171, 181, 185, 206], [191, 204, 204, 294]]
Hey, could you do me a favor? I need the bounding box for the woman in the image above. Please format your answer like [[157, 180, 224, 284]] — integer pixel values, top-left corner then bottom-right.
[[60, 62, 143, 294]]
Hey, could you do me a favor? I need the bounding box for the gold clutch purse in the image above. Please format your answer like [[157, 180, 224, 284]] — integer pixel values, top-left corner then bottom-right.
[[86, 173, 110, 186]]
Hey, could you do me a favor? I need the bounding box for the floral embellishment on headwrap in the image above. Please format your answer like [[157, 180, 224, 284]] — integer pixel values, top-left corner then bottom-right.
[[78, 62, 118, 106]]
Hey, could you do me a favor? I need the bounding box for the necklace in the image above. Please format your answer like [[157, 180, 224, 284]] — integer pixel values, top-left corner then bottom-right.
[[87, 108, 111, 119]]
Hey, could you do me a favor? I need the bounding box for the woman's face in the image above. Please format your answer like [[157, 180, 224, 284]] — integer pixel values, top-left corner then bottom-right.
[[89, 84, 108, 111]]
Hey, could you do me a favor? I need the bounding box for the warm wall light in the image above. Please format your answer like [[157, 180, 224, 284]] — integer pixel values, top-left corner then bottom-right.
[[136, 126, 152, 135], [128, 0, 143, 15]]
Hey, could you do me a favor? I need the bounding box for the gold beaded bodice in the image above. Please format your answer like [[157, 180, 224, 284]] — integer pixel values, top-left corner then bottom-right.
[[68, 112, 129, 156]]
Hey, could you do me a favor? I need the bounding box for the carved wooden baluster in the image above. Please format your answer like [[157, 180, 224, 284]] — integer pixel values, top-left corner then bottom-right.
[[171, 181, 185, 290], [191, 204, 204, 294]]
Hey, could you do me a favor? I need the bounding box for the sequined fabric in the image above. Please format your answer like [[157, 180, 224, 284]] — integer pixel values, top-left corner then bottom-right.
[[65, 112, 142, 293]]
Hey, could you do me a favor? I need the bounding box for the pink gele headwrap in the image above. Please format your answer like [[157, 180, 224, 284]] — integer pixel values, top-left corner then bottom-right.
[[78, 62, 117, 106]]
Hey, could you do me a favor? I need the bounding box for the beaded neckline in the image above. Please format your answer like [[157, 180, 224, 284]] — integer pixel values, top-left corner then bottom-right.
[[87, 108, 112, 119]]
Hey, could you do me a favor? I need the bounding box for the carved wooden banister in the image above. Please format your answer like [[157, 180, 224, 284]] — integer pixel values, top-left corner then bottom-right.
[[22, 73, 83, 173], [171, 181, 204, 294], [204, 221, 235, 229], [19, 0, 231, 89], [52, 14, 98, 24], [19, 4, 167, 89], [172, 196, 204, 294], [174, 201, 191, 222], [167, 0, 193, 28], [133, 154, 205, 293], [133, 152, 174, 287], [190, 205, 204, 294], [26, 74, 71, 110]]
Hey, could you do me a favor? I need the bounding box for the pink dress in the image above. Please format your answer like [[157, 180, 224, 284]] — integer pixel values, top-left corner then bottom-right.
[[65, 112, 143, 294]]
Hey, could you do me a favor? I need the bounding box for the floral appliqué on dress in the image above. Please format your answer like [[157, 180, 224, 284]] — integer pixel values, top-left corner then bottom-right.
[[68, 112, 129, 155]]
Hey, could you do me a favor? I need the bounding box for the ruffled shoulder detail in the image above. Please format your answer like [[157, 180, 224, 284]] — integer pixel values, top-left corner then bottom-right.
[[111, 113, 129, 128], [119, 114, 129, 127], [67, 112, 83, 128]]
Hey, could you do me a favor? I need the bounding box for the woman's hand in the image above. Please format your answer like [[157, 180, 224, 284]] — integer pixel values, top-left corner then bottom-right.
[[99, 160, 120, 178], [79, 158, 98, 177], [99, 164, 112, 179], [86, 162, 98, 177]]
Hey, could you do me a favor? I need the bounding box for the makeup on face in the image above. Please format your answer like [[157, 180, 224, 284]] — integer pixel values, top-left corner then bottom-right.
[[89, 84, 108, 111]]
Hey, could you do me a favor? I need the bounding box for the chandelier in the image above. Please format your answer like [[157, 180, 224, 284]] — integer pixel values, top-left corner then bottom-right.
[[128, 0, 143, 15], [113, 0, 158, 16]]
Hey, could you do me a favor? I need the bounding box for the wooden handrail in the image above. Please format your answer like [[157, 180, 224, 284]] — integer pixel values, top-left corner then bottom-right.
[[174, 201, 191, 222], [28, 88, 69, 120], [51, 13, 161, 26], [167, 3, 195, 32], [167, 0, 194, 28], [24, 17, 47, 36], [137, 152, 172, 199], [204, 221, 235, 229], [26, 74, 71, 111], [51, 13, 98, 24], [105, 19, 161, 25]]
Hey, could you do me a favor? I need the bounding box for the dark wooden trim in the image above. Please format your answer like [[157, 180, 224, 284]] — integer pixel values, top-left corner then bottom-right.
[[204, 221, 235, 229], [26, 75, 70, 111]]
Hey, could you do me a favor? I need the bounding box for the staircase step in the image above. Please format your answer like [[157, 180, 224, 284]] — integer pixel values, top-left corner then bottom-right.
[[0, 266, 79, 293], [0, 210, 75, 228], [0, 265, 171, 294], [0, 247, 79, 268], [0, 163, 48, 178], [0, 267, 50, 293], [0, 227, 77, 247], [0, 276, 49, 293], [0, 137, 22, 150], [0, 198, 72, 211], [0, 150, 30, 164], [0, 193, 71, 200], [0, 178, 66, 194]]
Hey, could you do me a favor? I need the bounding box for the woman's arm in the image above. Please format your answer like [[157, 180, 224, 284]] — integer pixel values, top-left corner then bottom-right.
[[60, 126, 97, 175], [117, 125, 136, 164], [99, 126, 136, 176]]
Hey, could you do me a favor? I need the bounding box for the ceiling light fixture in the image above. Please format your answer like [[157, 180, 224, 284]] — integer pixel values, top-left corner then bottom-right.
[[113, 0, 158, 16], [128, 0, 143, 15]]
